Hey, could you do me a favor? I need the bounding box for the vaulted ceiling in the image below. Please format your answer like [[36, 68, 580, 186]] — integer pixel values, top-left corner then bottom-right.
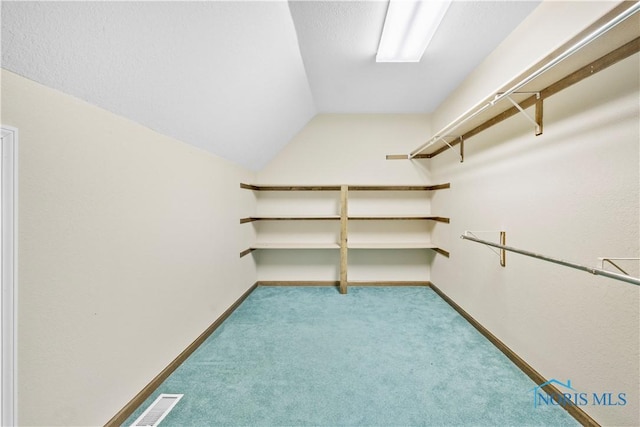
[[1, 1, 540, 170]]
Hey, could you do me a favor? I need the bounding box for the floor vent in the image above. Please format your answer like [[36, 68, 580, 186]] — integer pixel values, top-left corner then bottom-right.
[[130, 394, 184, 427]]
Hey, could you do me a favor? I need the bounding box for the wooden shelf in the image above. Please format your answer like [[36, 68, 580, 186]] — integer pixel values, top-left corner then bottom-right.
[[348, 242, 449, 257], [347, 184, 450, 191], [241, 183, 340, 191], [241, 215, 449, 223], [348, 215, 449, 223], [241, 242, 448, 257], [239, 182, 452, 289], [252, 242, 339, 249], [347, 242, 434, 249], [240, 183, 450, 191], [240, 242, 340, 258], [241, 215, 340, 223]]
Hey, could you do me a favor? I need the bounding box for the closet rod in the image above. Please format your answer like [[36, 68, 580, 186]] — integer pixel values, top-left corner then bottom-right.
[[410, 1, 640, 158], [460, 234, 640, 287]]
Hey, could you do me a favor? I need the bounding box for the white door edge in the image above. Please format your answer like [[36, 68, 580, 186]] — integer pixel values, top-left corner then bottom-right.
[[1, 125, 18, 427]]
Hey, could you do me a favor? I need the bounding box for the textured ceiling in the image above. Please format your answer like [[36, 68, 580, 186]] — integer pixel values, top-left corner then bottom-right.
[[1, 1, 540, 171], [1, 1, 315, 170], [290, 0, 540, 113]]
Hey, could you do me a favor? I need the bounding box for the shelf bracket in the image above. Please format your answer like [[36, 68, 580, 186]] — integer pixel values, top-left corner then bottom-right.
[[461, 231, 506, 267], [535, 97, 544, 136], [240, 248, 256, 258], [437, 135, 465, 162], [505, 93, 542, 136], [437, 135, 454, 150], [598, 257, 639, 275]]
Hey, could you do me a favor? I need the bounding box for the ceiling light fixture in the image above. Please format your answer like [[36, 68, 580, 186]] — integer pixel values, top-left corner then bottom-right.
[[376, 0, 452, 63]]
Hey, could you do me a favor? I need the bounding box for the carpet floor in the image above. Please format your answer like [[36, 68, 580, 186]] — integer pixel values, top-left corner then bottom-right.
[[123, 286, 578, 426]]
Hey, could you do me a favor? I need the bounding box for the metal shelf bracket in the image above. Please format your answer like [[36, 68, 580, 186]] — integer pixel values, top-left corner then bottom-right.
[[598, 257, 640, 275], [437, 136, 464, 162], [504, 92, 543, 136], [462, 231, 506, 267]]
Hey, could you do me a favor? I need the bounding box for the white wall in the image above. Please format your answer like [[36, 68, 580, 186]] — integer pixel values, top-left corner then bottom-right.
[[254, 114, 442, 283], [428, 3, 639, 425], [1, 69, 256, 426]]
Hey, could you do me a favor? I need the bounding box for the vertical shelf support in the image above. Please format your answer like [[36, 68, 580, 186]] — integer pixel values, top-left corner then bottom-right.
[[459, 137, 464, 163], [340, 185, 348, 294], [500, 231, 506, 267], [535, 97, 544, 136]]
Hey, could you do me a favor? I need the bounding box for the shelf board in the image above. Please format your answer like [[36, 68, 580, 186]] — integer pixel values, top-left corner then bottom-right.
[[347, 184, 450, 191], [241, 242, 449, 257], [240, 242, 340, 258], [241, 215, 449, 223], [347, 242, 449, 257], [348, 215, 449, 223], [347, 242, 436, 249], [251, 242, 340, 249], [241, 183, 340, 191], [240, 183, 451, 192], [241, 215, 340, 223]]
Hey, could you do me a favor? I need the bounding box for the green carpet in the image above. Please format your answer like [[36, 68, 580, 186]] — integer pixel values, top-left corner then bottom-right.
[[123, 286, 578, 426]]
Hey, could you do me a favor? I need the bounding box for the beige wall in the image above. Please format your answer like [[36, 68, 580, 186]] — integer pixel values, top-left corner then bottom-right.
[[428, 2, 639, 425], [1, 69, 256, 426], [257, 114, 433, 185]]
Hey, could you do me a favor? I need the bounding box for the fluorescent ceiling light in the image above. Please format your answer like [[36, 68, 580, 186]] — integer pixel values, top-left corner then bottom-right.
[[376, 0, 452, 63]]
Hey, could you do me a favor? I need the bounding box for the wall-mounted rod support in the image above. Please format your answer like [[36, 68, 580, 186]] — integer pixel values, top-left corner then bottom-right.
[[461, 234, 640, 286], [438, 136, 455, 150], [499, 231, 506, 267], [438, 136, 464, 162], [535, 98, 544, 136], [505, 94, 542, 135], [598, 257, 640, 275]]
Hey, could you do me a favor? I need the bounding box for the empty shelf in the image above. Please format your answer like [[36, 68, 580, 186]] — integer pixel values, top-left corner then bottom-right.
[[347, 184, 450, 191], [348, 215, 449, 222], [347, 242, 438, 249], [251, 242, 340, 249], [240, 242, 340, 257], [240, 183, 450, 191], [241, 183, 340, 191], [241, 215, 340, 223]]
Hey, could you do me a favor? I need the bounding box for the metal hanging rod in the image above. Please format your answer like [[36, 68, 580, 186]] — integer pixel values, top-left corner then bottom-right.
[[461, 233, 640, 287], [409, 2, 640, 159]]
